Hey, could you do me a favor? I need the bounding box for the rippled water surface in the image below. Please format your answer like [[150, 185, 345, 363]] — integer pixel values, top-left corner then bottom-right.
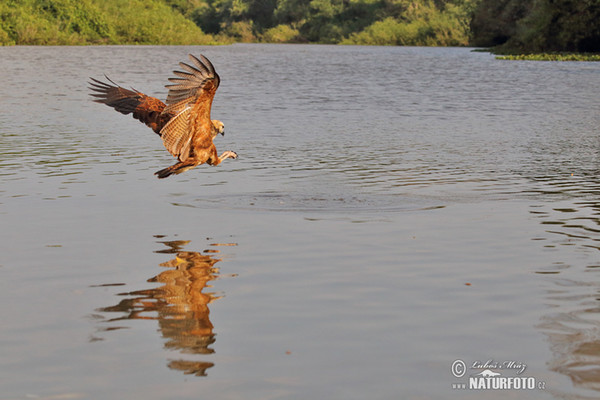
[[1, 44, 600, 399]]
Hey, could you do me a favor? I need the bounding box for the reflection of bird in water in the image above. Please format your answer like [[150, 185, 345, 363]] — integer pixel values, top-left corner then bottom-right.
[[96, 240, 228, 376], [153, 251, 221, 354], [89, 54, 237, 178]]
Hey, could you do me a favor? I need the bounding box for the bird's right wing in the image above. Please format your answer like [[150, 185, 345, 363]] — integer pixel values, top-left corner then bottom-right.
[[163, 54, 220, 122], [157, 54, 221, 160], [89, 77, 170, 134]]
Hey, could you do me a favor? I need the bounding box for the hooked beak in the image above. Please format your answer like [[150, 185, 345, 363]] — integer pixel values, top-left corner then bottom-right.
[[220, 130, 225, 136]]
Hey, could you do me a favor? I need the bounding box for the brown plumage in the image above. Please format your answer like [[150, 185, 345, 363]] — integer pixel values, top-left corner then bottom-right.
[[89, 54, 237, 178]]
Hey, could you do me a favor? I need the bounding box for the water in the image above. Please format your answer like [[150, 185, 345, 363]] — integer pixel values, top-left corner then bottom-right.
[[1, 44, 600, 399]]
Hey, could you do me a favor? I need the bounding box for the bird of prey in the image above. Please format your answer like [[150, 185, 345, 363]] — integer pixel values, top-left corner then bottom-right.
[[89, 54, 237, 178]]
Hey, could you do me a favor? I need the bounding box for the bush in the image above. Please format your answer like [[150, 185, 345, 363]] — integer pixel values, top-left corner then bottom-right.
[[0, 0, 214, 45], [221, 20, 256, 42], [96, 0, 214, 44], [470, 0, 532, 47], [0, 27, 13, 45], [261, 24, 301, 42], [471, 0, 600, 53], [342, 1, 471, 46], [0, 0, 112, 44]]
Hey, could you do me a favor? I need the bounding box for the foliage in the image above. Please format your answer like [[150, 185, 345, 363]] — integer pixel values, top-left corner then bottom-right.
[[192, 0, 277, 37], [471, 0, 600, 53], [0, 0, 214, 45], [96, 0, 213, 44], [0, 0, 111, 44], [2, 0, 598, 53], [0, 0, 473, 46], [221, 20, 256, 42], [0, 0, 479, 46], [261, 24, 301, 42], [470, 0, 531, 47], [163, 0, 206, 16], [342, 1, 472, 46]]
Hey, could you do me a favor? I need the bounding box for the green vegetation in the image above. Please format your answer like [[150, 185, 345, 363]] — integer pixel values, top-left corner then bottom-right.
[[471, 0, 600, 54], [341, 1, 475, 46], [1, 0, 599, 59], [193, 0, 477, 45], [496, 53, 600, 62], [0, 0, 214, 45], [1, 0, 475, 45]]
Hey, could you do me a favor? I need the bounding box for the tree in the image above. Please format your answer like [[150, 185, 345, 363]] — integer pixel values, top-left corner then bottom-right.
[[470, 0, 532, 47], [471, 0, 600, 52]]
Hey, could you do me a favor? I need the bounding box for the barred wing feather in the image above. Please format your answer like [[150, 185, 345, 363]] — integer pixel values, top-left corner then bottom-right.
[[159, 107, 193, 161], [163, 54, 220, 116]]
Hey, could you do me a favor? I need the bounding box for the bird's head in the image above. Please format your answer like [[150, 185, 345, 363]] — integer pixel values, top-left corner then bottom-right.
[[212, 120, 225, 137]]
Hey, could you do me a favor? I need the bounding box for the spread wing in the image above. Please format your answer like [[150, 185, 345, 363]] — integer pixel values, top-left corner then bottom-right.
[[159, 54, 220, 159], [89, 77, 171, 134], [164, 54, 220, 115]]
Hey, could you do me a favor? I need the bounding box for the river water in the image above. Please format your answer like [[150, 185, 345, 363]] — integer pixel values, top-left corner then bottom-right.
[[1, 44, 600, 399]]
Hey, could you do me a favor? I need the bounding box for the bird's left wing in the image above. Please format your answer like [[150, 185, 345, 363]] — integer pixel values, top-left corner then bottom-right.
[[89, 77, 170, 134]]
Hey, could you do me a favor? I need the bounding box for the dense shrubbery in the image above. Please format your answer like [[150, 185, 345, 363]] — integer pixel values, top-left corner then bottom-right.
[[0, 0, 213, 45], [471, 0, 600, 53], [189, 0, 475, 45], [0, 0, 107, 44], [0, 0, 475, 45], [1, 0, 598, 53], [342, 1, 473, 46]]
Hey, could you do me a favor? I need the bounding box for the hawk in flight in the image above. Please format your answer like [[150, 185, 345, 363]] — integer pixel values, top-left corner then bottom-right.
[[90, 54, 237, 178]]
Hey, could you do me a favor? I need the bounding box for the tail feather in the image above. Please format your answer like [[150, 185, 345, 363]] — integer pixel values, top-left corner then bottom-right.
[[155, 160, 199, 179]]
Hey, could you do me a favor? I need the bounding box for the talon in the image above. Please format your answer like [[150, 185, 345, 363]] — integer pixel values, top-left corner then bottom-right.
[[217, 150, 238, 163]]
